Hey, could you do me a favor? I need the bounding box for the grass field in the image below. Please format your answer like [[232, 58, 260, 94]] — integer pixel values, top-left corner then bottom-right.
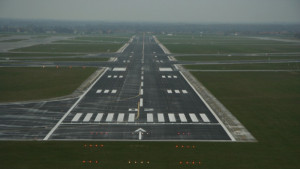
[[0, 67, 97, 102], [157, 34, 300, 54], [0, 72, 299, 169], [17, 57, 109, 62], [184, 62, 300, 70], [0, 52, 81, 57], [176, 55, 300, 62], [0, 39, 27, 42]]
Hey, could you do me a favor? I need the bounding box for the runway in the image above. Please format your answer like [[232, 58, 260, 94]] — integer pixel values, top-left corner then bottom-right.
[[0, 35, 234, 141]]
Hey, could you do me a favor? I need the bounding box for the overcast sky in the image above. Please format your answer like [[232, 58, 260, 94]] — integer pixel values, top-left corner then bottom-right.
[[0, 0, 299, 23]]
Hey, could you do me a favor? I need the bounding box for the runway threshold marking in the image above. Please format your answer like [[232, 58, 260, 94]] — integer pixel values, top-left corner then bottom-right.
[[43, 68, 109, 140]]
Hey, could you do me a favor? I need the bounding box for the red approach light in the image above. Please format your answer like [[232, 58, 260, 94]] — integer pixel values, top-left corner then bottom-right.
[[181, 145, 184, 148], [199, 162, 201, 165], [177, 132, 180, 135], [95, 160, 98, 164], [100, 144, 104, 147], [179, 161, 183, 165], [82, 160, 86, 163], [186, 161, 189, 164], [182, 132, 185, 135], [192, 161, 195, 165], [186, 145, 190, 148], [95, 144, 98, 147], [89, 144, 93, 147], [176, 145, 178, 148]]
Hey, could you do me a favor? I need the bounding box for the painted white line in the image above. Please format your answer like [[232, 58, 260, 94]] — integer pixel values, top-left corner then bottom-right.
[[180, 71, 236, 141], [123, 60, 126, 63], [43, 68, 109, 140], [71, 113, 82, 122], [141, 71, 144, 75], [106, 113, 114, 122], [113, 67, 126, 71], [179, 113, 187, 123], [94, 113, 104, 122], [182, 90, 188, 94], [117, 113, 125, 122], [96, 89, 102, 94], [111, 89, 117, 94], [107, 75, 112, 78], [140, 98, 143, 107], [167, 90, 172, 94], [104, 90, 110, 94], [113, 75, 118, 78], [158, 113, 165, 122], [162, 75, 166, 78], [173, 75, 178, 78], [160, 60, 164, 63], [141, 67, 144, 71], [119, 75, 123, 78], [128, 108, 138, 111], [189, 113, 199, 122], [140, 89, 143, 95], [128, 113, 135, 122], [141, 76, 144, 80], [83, 113, 93, 122], [154, 55, 157, 57], [168, 75, 172, 78], [141, 82, 144, 87], [127, 60, 130, 63], [200, 113, 210, 122], [147, 113, 154, 122], [168, 113, 176, 122], [144, 108, 154, 111], [159, 67, 173, 72], [174, 90, 180, 94]]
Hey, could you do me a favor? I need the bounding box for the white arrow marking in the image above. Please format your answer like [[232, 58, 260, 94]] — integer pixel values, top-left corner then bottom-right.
[[135, 128, 146, 140]]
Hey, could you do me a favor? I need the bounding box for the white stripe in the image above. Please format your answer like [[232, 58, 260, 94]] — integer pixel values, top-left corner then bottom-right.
[[113, 75, 117, 78], [43, 68, 109, 140], [117, 113, 125, 122], [147, 113, 154, 122], [83, 113, 93, 122], [128, 113, 135, 122], [179, 71, 236, 141], [107, 75, 111, 78], [140, 89, 143, 95], [162, 75, 166, 78], [173, 75, 177, 78], [167, 90, 172, 94], [141, 82, 144, 87], [157, 113, 165, 122], [141, 76, 144, 80], [168, 113, 176, 122], [189, 113, 199, 122], [96, 89, 102, 94], [160, 60, 163, 63], [179, 113, 187, 123], [71, 113, 82, 122], [182, 90, 188, 94], [168, 75, 171, 78], [106, 113, 114, 122], [141, 71, 144, 75], [119, 75, 123, 78], [200, 113, 210, 122], [140, 98, 143, 107], [111, 89, 117, 94], [94, 113, 104, 122], [104, 90, 109, 93], [174, 90, 180, 94]]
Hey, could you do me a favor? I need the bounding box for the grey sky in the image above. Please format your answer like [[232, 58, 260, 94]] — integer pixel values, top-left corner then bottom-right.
[[0, 0, 299, 23]]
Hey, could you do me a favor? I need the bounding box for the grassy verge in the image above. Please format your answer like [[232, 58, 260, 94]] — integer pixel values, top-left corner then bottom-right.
[[0, 67, 97, 102], [0, 72, 299, 169], [10, 44, 122, 53], [184, 62, 300, 70], [0, 39, 27, 42], [176, 55, 300, 62], [0, 53, 81, 57]]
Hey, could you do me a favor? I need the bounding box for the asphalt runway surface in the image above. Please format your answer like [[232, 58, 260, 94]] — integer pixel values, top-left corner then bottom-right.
[[0, 35, 234, 141]]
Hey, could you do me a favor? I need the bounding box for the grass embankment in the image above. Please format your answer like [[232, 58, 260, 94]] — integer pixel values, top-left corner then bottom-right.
[[0, 53, 81, 57], [0, 39, 27, 42], [184, 62, 300, 70], [157, 34, 300, 54], [0, 72, 299, 169], [0, 67, 97, 102]]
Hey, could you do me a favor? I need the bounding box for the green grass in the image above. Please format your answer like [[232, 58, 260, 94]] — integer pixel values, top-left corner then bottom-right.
[[10, 43, 122, 53], [0, 39, 27, 42], [184, 62, 300, 70], [0, 72, 299, 169], [0, 67, 97, 102], [176, 55, 300, 62], [19, 57, 109, 62], [0, 52, 81, 57]]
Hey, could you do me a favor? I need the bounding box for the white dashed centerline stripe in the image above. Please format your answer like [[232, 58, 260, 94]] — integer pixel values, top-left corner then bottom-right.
[[71, 113, 82, 122], [162, 75, 166, 78], [83, 113, 93, 122], [174, 90, 180, 94], [108, 75, 111, 78], [141, 76, 144, 80], [167, 90, 172, 94], [182, 90, 188, 94], [173, 75, 177, 78], [168, 75, 171, 78], [140, 98, 143, 107], [119, 75, 123, 78], [104, 90, 109, 94], [113, 75, 117, 78], [141, 82, 144, 87], [43, 68, 109, 140], [96, 89, 102, 94], [111, 90, 117, 94], [200, 113, 210, 122], [94, 113, 104, 122], [140, 89, 143, 95]]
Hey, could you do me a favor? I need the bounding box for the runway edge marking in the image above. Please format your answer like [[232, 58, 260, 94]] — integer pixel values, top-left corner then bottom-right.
[[179, 71, 236, 141], [43, 67, 109, 140]]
